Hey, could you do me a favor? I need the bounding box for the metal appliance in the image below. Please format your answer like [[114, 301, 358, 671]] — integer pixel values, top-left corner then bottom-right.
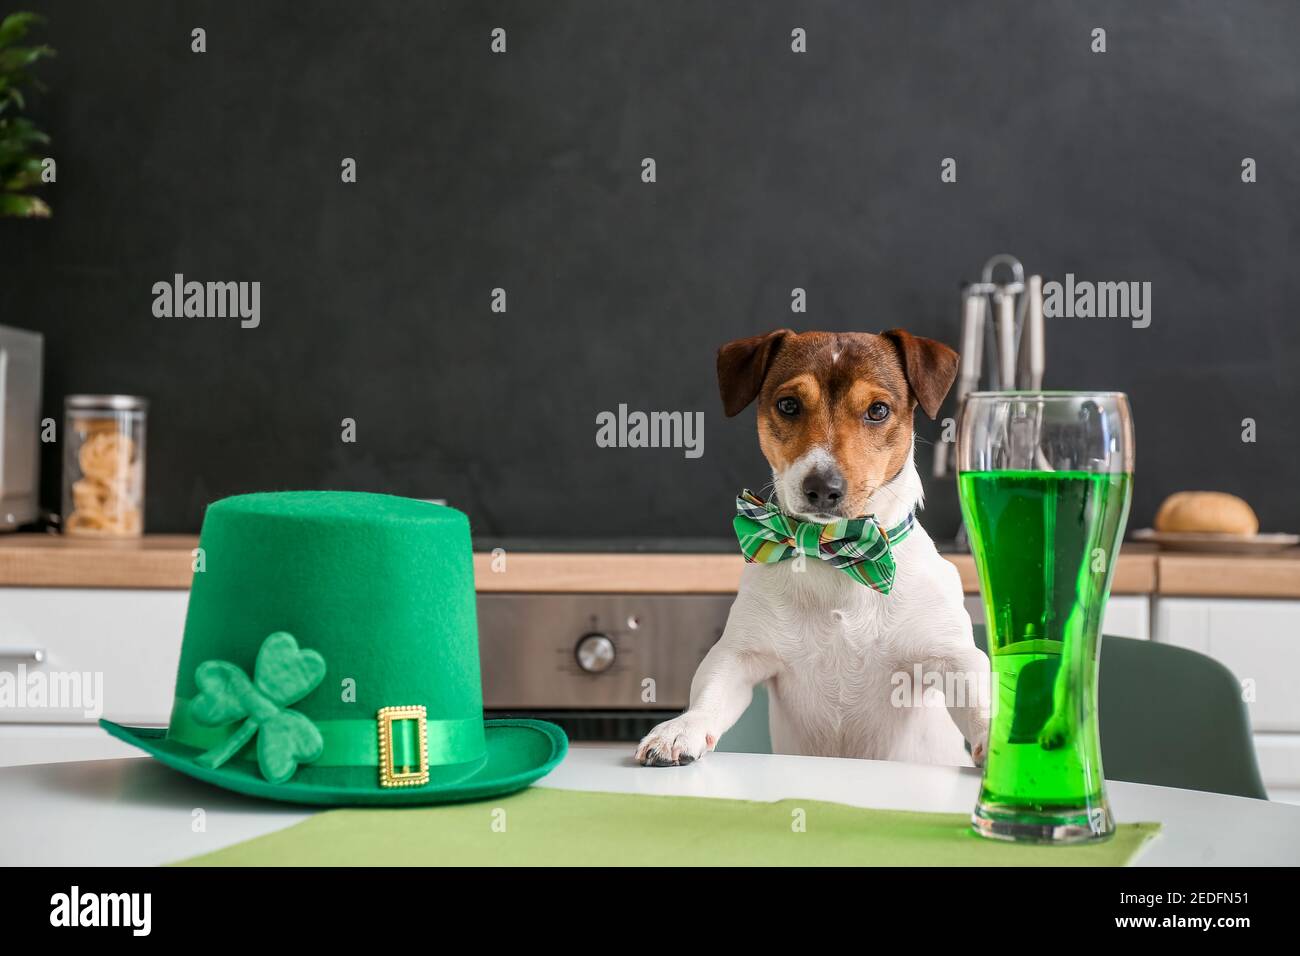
[[478, 593, 733, 741], [0, 325, 43, 530]]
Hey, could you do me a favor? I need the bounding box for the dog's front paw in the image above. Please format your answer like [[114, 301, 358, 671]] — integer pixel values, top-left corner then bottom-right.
[[634, 713, 714, 767], [1037, 691, 1078, 751], [1038, 712, 1072, 751], [970, 731, 989, 767]]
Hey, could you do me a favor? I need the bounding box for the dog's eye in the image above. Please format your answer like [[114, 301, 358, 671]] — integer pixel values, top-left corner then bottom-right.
[[775, 397, 801, 417], [865, 402, 890, 423]]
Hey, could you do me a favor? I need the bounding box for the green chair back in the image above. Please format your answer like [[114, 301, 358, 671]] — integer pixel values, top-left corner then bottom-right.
[[718, 625, 1267, 800]]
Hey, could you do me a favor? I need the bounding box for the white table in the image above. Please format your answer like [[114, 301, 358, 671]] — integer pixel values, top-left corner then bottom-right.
[[2, 746, 1298, 865]]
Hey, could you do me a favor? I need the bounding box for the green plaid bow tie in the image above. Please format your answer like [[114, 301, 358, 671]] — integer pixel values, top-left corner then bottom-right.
[[733, 489, 914, 593]]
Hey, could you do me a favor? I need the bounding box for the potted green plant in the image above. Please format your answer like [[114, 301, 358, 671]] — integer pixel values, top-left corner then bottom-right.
[[0, 11, 54, 217]]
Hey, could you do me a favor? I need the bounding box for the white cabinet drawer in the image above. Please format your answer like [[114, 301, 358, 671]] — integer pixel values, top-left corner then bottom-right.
[[0, 588, 187, 725], [964, 595, 1149, 640], [1254, 733, 1300, 791], [1153, 598, 1300, 732]]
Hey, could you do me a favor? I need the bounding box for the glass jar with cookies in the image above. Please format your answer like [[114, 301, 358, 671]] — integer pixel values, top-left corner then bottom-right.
[[62, 395, 148, 537]]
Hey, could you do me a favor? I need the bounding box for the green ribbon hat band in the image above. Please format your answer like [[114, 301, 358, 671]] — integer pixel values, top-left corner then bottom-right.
[[166, 631, 486, 785], [167, 697, 487, 771]]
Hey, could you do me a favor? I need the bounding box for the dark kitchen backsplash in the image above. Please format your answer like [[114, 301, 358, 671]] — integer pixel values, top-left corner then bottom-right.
[[4, 1, 1297, 541]]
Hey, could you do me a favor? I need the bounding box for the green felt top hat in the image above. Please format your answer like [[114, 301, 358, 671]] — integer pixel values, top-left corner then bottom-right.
[[101, 491, 567, 805]]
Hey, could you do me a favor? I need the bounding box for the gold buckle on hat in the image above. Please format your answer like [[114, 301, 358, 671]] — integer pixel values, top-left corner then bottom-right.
[[377, 705, 430, 788]]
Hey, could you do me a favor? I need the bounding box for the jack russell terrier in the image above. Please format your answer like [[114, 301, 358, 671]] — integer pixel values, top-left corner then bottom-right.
[[635, 329, 990, 768]]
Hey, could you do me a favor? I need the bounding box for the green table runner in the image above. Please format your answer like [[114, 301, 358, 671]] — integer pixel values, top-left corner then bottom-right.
[[176, 787, 1160, 866]]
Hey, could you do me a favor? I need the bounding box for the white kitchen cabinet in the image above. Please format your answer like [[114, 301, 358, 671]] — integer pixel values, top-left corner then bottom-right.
[[1152, 597, 1300, 804], [0, 588, 186, 766], [1152, 598, 1300, 732], [963, 594, 1150, 640], [1254, 734, 1300, 805]]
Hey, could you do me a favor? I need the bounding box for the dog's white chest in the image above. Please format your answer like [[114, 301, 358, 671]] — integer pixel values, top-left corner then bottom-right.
[[748, 563, 893, 747], [756, 559, 892, 650], [736, 551, 969, 762]]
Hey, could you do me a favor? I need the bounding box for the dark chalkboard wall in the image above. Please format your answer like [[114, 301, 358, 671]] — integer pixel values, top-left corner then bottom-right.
[[4, 1, 1298, 541]]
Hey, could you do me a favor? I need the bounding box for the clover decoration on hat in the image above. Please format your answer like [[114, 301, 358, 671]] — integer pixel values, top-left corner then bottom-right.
[[190, 631, 326, 785]]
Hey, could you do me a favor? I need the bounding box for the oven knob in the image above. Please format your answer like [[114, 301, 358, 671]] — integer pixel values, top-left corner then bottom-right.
[[575, 633, 616, 673]]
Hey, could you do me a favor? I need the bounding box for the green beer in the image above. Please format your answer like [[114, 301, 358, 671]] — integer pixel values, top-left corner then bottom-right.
[[960, 469, 1131, 839]]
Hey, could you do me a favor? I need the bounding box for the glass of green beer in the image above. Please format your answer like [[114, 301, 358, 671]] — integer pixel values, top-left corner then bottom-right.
[[957, 392, 1133, 843]]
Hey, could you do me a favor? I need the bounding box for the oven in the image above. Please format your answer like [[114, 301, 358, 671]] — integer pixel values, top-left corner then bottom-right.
[[477, 593, 733, 742]]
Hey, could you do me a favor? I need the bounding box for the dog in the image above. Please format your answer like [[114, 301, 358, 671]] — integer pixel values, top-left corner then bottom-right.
[[635, 328, 990, 768]]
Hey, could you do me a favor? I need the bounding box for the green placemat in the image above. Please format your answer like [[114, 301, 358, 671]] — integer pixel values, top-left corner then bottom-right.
[[175, 787, 1160, 866]]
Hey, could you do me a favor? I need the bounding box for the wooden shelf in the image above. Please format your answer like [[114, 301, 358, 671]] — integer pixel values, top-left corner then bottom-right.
[[0, 534, 200, 589], [1157, 550, 1300, 599], [0, 533, 1214, 595]]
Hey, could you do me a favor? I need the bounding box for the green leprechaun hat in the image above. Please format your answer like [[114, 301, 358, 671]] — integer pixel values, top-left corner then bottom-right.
[[101, 491, 567, 805]]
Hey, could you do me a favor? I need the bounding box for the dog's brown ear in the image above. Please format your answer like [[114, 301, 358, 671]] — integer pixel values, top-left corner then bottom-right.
[[881, 329, 959, 420], [717, 329, 792, 417]]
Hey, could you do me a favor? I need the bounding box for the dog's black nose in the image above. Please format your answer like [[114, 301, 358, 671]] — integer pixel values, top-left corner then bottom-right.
[[802, 469, 845, 509]]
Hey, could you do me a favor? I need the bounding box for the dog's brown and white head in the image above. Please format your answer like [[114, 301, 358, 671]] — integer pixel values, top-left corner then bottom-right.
[[717, 329, 958, 523]]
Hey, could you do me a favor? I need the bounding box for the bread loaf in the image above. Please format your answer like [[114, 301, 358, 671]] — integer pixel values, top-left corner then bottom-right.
[[1154, 491, 1259, 535]]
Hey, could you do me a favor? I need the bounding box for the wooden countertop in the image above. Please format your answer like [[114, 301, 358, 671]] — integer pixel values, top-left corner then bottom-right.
[[3, 533, 1296, 597]]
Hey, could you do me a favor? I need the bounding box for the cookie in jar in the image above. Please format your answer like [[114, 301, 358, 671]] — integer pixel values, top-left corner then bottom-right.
[[62, 395, 147, 537]]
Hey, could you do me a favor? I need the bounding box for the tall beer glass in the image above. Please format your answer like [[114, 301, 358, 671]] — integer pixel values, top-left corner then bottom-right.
[[957, 392, 1133, 843]]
